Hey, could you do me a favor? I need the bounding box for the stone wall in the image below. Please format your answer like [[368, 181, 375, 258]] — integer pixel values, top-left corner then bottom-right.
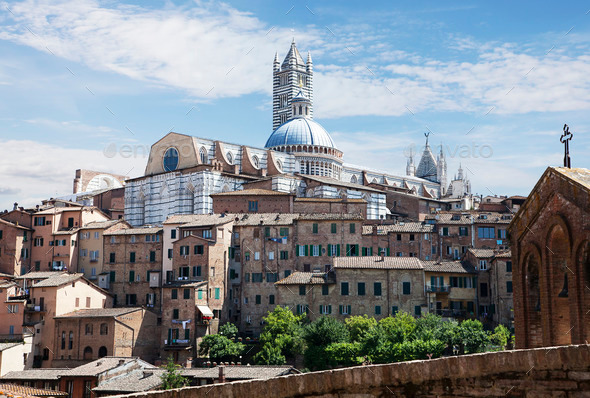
[[111, 344, 590, 398]]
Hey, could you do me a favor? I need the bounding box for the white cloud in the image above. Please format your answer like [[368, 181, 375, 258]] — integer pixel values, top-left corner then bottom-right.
[[0, 138, 146, 210]]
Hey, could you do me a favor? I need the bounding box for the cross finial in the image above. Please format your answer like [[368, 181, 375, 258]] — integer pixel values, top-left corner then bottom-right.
[[560, 124, 573, 168], [424, 132, 430, 145]]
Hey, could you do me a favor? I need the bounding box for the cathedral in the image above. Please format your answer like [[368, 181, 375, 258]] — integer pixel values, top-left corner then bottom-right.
[[124, 40, 470, 226]]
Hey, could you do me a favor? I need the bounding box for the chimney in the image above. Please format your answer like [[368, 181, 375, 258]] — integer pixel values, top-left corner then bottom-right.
[[13, 202, 17, 211], [118, 359, 125, 366], [218, 365, 225, 383], [143, 371, 153, 378]]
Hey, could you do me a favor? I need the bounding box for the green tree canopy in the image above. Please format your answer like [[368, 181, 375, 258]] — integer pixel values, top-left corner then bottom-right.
[[160, 356, 188, 390], [199, 334, 245, 362]]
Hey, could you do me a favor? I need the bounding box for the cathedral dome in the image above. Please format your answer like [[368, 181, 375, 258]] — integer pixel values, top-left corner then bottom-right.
[[265, 118, 336, 149]]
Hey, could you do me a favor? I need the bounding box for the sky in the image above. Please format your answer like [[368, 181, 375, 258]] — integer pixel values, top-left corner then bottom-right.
[[0, 0, 589, 210]]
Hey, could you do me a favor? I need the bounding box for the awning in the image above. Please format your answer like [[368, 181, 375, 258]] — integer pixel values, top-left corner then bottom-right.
[[197, 305, 214, 318]]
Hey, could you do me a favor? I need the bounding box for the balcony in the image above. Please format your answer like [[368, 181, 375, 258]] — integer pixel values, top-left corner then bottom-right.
[[24, 304, 46, 313], [435, 309, 468, 318], [426, 284, 450, 293], [163, 339, 192, 350]]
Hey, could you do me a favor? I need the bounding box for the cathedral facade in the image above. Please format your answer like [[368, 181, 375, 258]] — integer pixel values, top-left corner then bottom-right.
[[125, 41, 466, 226]]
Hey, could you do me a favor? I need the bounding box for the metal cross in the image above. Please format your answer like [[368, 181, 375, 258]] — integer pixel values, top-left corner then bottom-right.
[[560, 124, 573, 168]]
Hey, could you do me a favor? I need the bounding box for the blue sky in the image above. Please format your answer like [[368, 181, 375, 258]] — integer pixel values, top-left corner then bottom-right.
[[1, 0, 589, 210]]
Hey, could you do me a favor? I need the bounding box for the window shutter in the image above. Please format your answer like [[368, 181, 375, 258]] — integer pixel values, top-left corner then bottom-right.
[[339, 305, 343, 314], [295, 245, 300, 257], [327, 244, 332, 256], [337, 244, 341, 256], [305, 245, 309, 256], [319, 245, 322, 255], [440, 276, 444, 287], [347, 305, 351, 314], [346, 244, 350, 256], [386, 247, 390, 256]]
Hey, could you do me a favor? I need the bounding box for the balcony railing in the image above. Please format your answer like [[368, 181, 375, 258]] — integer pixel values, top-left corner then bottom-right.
[[24, 304, 46, 313], [426, 285, 450, 293], [435, 309, 467, 318], [163, 339, 192, 349]]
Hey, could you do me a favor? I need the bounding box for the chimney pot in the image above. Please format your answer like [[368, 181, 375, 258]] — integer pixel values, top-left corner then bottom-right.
[[218, 365, 225, 383]]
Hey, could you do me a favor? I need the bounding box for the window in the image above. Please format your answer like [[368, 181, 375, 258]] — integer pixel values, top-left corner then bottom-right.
[[109, 252, 115, 263], [345, 244, 359, 257], [129, 252, 136, 263], [280, 250, 289, 260], [109, 271, 116, 282], [255, 295, 261, 304], [180, 246, 189, 256], [170, 229, 177, 239], [341, 282, 349, 296], [506, 281, 513, 293], [173, 309, 179, 319], [171, 289, 178, 299], [100, 323, 108, 335], [441, 227, 449, 236], [319, 305, 332, 314], [215, 288, 220, 299], [402, 282, 411, 295], [198, 289, 203, 300], [85, 324, 93, 335], [34, 237, 44, 247], [268, 251, 275, 260], [375, 306, 382, 315], [374, 282, 382, 296], [339, 305, 351, 315], [193, 245, 204, 255], [328, 244, 339, 256], [498, 229, 507, 239], [331, 223, 337, 233], [480, 283, 488, 297], [202, 230, 212, 239], [279, 228, 289, 236], [349, 223, 356, 233], [391, 306, 399, 315], [68, 332, 73, 350], [357, 282, 365, 296], [248, 201, 258, 212], [126, 294, 137, 305], [459, 227, 469, 236], [312, 245, 320, 257], [252, 273, 263, 283], [478, 227, 495, 239], [506, 261, 512, 272], [479, 260, 488, 270], [312, 223, 318, 234], [297, 245, 306, 256], [269, 295, 275, 304], [61, 332, 66, 349], [7, 304, 18, 313], [415, 306, 422, 317], [409, 234, 415, 241], [149, 251, 156, 262], [322, 285, 329, 295], [397, 234, 402, 241], [299, 285, 306, 296], [34, 216, 46, 226], [254, 252, 260, 260], [183, 289, 190, 299], [266, 273, 278, 283], [163, 147, 179, 171]]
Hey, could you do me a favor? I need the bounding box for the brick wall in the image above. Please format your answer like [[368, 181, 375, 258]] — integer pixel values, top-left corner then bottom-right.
[[111, 344, 590, 398]]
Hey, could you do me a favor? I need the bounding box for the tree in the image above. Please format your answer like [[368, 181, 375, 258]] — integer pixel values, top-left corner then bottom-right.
[[254, 306, 305, 364], [378, 312, 416, 344], [457, 319, 490, 353], [324, 342, 364, 367], [219, 323, 239, 339], [345, 315, 377, 343], [304, 316, 349, 347], [160, 356, 188, 390], [255, 343, 286, 365], [490, 324, 511, 349], [199, 333, 245, 362]]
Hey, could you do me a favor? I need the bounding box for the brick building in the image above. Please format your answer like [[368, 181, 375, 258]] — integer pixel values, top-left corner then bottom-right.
[[423, 260, 477, 319], [510, 167, 590, 349], [100, 227, 163, 311], [0, 219, 33, 276], [362, 222, 435, 260], [53, 308, 158, 367], [276, 256, 426, 320], [489, 251, 514, 328], [211, 189, 294, 214], [15, 272, 112, 367]]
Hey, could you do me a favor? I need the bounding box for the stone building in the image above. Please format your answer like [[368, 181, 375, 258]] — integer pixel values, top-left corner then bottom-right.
[[76, 220, 129, 282], [276, 256, 426, 320], [463, 248, 496, 321], [211, 189, 295, 214], [52, 308, 158, 367], [423, 260, 477, 319], [0, 218, 32, 275], [100, 227, 163, 311], [489, 251, 514, 328], [510, 167, 590, 349], [362, 222, 435, 260]]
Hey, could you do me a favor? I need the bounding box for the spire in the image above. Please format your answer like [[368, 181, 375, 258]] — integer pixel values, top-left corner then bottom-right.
[[273, 52, 280, 72], [406, 148, 416, 177], [416, 134, 438, 182], [306, 51, 313, 72], [282, 39, 305, 68]]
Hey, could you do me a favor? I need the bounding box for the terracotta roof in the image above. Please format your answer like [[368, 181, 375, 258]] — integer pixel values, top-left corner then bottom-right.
[[210, 189, 293, 196], [54, 308, 142, 319], [426, 212, 513, 224], [164, 214, 237, 225], [182, 365, 297, 380], [180, 215, 237, 228], [80, 220, 124, 230], [33, 207, 83, 215], [92, 369, 164, 393], [362, 223, 434, 235], [104, 227, 162, 235], [53, 228, 80, 235], [275, 272, 331, 285], [65, 357, 152, 377], [493, 250, 512, 259], [296, 213, 364, 221], [16, 271, 67, 280], [1, 369, 68, 380], [333, 256, 423, 270], [467, 248, 496, 259], [32, 273, 83, 288], [0, 383, 68, 397], [0, 218, 32, 231], [423, 261, 476, 274]]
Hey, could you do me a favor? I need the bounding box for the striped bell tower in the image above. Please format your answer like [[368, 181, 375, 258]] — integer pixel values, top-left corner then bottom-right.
[[272, 39, 313, 131]]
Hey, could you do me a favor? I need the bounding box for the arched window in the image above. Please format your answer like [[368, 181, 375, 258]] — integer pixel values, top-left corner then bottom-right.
[[85, 324, 93, 335], [200, 147, 208, 164], [252, 155, 259, 168], [276, 160, 283, 172], [299, 105, 303, 115], [98, 346, 107, 358], [68, 331, 73, 350], [100, 323, 108, 335], [61, 331, 66, 349], [305, 107, 309, 115], [163, 148, 179, 172], [226, 152, 233, 165], [83, 346, 93, 360], [350, 175, 358, 184]]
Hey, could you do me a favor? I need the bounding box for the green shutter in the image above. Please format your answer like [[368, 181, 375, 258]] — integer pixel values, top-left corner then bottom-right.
[[355, 245, 360, 256], [129, 270, 135, 283], [346, 244, 350, 256], [386, 247, 390, 256], [296, 245, 300, 257], [337, 244, 341, 256], [319, 245, 322, 256], [305, 245, 309, 256], [440, 276, 444, 287], [431, 276, 435, 286], [109, 271, 115, 283], [328, 244, 332, 256]]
